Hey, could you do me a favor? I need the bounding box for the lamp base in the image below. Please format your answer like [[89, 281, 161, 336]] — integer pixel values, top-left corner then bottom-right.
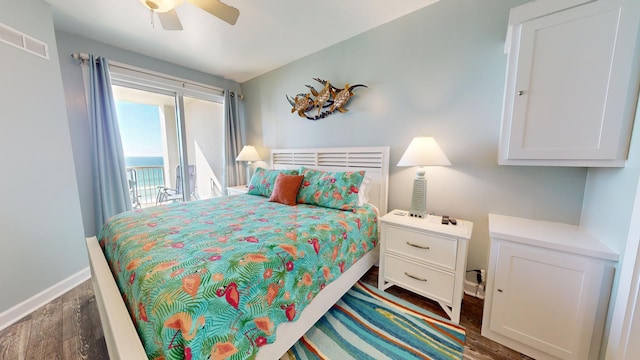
[[244, 161, 255, 185], [409, 177, 427, 218]]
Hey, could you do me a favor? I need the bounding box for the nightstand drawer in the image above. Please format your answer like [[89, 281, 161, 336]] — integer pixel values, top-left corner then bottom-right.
[[384, 225, 457, 270], [384, 254, 454, 304]]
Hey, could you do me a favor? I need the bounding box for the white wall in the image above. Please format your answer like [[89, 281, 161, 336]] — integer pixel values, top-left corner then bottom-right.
[[603, 178, 640, 359], [581, 102, 640, 265], [578, 9, 640, 349], [162, 104, 179, 189], [581, 97, 640, 357], [0, 0, 86, 313], [55, 31, 241, 236], [184, 99, 225, 198], [241, 0, 588, 271]]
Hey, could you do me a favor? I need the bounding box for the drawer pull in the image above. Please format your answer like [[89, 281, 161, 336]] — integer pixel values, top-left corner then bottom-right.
[[406, 241, 430, 250], [404, 272, 428, 282]]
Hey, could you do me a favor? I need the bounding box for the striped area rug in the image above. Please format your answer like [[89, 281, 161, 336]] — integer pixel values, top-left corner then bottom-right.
[[287, 281, 466, 360]]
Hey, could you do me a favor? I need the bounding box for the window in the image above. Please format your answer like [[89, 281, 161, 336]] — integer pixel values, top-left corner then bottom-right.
[[110, 66, 224, 208]]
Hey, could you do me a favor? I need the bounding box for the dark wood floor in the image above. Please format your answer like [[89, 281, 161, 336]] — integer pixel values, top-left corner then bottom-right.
[[0, 267, 531, 359], [0, 280, 108, 360]]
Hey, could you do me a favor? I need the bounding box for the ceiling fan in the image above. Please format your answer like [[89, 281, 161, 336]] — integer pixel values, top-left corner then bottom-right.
[[140, 0, 240, 30]]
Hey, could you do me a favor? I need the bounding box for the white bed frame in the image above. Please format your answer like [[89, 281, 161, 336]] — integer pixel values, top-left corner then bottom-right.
[[85, 146, 389, 360]]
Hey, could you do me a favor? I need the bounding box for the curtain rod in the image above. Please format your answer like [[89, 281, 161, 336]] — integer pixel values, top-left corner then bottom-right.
[[70, 52, 242, 99], [71, 52, 89, 61]]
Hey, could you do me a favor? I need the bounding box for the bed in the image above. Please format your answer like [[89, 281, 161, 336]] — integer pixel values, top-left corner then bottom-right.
[[86, 146, 389, 360]]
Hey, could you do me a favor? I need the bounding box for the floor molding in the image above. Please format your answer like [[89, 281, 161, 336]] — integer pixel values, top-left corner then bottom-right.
[[0, 267, 91, 332]]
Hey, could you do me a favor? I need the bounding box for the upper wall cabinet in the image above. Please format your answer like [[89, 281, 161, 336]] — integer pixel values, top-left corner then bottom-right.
[[499, 0, 640, 167]]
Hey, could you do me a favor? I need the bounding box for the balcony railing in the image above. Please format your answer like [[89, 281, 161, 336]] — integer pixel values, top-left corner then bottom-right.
[[127, 166, 165, 208]]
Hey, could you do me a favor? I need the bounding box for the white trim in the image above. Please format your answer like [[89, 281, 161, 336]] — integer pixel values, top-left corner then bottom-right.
[[108, 60, 224, 101], [605, 175, 640, 359], [86, 237, 148, 360], [71, 52, 225, 102], [0, 267, 90, 332]]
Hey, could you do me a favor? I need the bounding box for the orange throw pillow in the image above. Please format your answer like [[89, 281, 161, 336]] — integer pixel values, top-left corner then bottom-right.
[[269, 174, 304, 206]]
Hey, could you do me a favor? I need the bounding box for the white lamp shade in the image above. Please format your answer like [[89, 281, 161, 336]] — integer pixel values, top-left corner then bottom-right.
[[235, 145, 261, 162], [139, 0, 183, 13], [397, 137, 451, 167]]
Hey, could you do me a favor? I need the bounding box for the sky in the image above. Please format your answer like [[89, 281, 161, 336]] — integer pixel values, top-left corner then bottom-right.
[[115, 101, 163, 157]]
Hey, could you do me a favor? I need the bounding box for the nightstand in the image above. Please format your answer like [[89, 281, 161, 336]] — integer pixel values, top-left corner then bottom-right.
[[226, 185, 248, 196], [378, 210, 473, 323]]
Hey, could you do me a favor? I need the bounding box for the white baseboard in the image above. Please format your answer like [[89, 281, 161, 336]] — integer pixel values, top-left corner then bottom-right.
[[0, 267, 91, 332]]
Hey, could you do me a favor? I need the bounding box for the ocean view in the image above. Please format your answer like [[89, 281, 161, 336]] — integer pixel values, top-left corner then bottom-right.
[[116, 100, 178, 206], [125, 157, 165, 206], [125, 156, 164, 167]]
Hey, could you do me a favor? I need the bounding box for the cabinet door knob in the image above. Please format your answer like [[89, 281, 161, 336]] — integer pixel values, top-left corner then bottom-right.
[[406, 241, 430, 250], [497, 289, 504, 293], [517, 90, 526, 96]]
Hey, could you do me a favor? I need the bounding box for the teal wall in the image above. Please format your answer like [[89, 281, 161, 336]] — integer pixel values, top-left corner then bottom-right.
[[581, 112, 640, 258], [55, 31, 241, 236], [242, 0, 588, 271], [0, 0, 86, 313], [0, 0, 243, 315], [580, 41, 640, 261]]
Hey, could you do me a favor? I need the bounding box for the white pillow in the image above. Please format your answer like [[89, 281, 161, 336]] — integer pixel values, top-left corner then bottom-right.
[[358, 175, 371, 206]]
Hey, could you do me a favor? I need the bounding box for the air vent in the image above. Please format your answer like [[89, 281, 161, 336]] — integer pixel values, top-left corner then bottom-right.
[[0, 22, 49, 59]]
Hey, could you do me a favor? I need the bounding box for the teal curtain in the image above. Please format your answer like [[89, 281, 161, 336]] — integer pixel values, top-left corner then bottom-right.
[[87, 55, 131, 231], [223, 89, 244, 190]]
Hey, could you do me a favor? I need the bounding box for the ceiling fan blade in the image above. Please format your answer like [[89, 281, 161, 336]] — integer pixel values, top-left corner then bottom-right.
[[186, 0, 239, 25], [157, 9, 183, 30]]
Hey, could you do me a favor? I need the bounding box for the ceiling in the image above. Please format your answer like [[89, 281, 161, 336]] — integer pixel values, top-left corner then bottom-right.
[[46, 0, 440, 83]]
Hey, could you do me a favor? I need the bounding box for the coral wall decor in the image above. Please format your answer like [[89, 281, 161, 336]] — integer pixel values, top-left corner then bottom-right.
[[286, 78, 367, 120]]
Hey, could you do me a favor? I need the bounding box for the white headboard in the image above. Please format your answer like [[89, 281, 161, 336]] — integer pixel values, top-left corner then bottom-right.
[[271, 146, 390, 215]]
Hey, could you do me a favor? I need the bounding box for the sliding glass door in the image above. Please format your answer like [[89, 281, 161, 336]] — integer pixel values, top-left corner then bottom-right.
[[112, 83, 224, 208]]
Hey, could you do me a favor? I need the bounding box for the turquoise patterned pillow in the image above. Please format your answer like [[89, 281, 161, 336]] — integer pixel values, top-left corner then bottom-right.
[[247, 168, 299, 197], [297, 167, 365, 210]]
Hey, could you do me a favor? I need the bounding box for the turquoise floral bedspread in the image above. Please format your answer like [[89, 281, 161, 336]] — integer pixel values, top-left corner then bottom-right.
[[98, 194, 378, 360]]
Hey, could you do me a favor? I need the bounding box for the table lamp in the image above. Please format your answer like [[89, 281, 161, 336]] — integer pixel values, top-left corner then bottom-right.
[[235, 145, 261, 184], [397, 137, 451, 218]]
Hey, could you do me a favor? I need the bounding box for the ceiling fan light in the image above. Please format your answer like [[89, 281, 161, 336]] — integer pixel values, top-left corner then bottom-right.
[[140, 0, 183, 13]]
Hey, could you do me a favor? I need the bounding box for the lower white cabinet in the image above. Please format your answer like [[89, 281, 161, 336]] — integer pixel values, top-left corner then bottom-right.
[[483, 214, 619, 359]]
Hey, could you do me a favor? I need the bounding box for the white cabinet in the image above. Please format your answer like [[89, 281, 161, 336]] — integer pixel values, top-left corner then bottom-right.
[[499, 0, 640, 167], [378, 210, 473, 323], [483, 214, 619, 359]]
